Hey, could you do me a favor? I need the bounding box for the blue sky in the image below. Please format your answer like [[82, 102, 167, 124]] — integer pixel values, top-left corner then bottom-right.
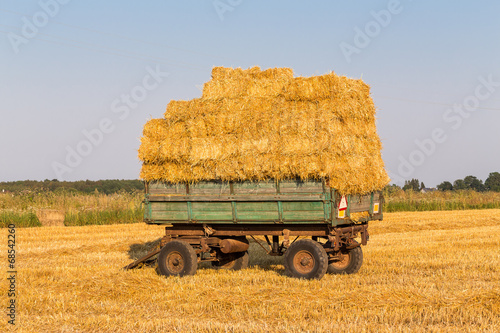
[[1, 0, 499, 187]]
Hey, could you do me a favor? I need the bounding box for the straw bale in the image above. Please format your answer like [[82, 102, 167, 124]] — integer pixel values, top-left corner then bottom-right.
[[36, 209, 65, 227], [203, 66, 294, 99], [139, 67, 389, 195], [210, 66, 294, 81], [281, 73, 370, 101]]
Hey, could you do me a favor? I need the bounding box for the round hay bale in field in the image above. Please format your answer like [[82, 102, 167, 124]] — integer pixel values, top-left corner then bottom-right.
[[36, 209, 65, 227]]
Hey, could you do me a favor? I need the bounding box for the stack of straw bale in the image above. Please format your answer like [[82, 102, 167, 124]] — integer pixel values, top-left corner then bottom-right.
[[138, 66, 389, 194]]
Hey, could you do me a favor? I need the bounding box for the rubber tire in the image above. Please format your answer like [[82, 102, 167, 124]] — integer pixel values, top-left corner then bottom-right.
[[284, 239, 328, 280], [327, 246, 363, 275], [157, 240, 198, 277], [212, 251, 249, 270]]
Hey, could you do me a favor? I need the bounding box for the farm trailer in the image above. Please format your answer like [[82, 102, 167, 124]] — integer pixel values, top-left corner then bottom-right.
[[125, 180, 383, 280]]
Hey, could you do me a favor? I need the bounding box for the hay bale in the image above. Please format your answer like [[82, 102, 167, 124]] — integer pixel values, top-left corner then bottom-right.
[[138, 67, 389, 195], [36, 209, 65, 227], [202, 66, 294, 99], [280, 72, 370, 101]]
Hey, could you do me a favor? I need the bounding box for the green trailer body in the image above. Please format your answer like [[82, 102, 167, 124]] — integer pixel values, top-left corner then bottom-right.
[[144, 180, 383, 226], [128, 179, 383, 280]]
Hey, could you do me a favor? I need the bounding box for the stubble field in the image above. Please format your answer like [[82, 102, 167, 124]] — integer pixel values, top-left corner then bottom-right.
[[1, 209, 499, 332]]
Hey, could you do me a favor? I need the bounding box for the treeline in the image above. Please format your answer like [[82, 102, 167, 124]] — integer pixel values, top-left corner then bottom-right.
[[388, 172, 500, 192], [0, 179, 144, 194], [3, 172, 500, 195]]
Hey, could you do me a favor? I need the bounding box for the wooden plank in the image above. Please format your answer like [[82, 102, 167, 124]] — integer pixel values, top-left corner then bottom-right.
[[150, 211, 189, 220], [149, 188, 185, 195], [191, 202, 233, 212], [190, 213, 233, 220], [148, 182, 187, 195], [236, 202, 279, 220], [190, 181, 231, 195], [282, 201, 325, 220], [148, 180, 327, 195], [282, 211, 325, 221], [232, 181, 277, 194], [233, 188, 278, 195], [350, 195, 372, 212], [237, 212, 279, 220], [282, 201, 323, 211], [279, 180, 324, 193], [236, 202, 277, 211], [191, 202, 233, 220], [150, 202, 189, 221], [147, 194, 325, 202], [150, 202, 187, 212]]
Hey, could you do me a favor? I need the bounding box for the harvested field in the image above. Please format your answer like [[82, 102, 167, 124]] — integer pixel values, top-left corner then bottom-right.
[[2, 210, 499, 332]]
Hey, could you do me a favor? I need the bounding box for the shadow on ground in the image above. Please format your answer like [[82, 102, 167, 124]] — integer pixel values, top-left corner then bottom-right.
[[125, 238, 285, 272], [127, 238, 161, 260]]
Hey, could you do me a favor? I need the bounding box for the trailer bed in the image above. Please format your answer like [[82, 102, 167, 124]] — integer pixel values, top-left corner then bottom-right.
[[144, 180, 383, 226]]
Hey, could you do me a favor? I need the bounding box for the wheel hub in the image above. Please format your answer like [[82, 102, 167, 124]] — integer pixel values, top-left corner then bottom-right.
[[166, 251, 184, 273], [293, 250, 315, 274], [331, 252, 350, 269], [300, 257, 312, 266]]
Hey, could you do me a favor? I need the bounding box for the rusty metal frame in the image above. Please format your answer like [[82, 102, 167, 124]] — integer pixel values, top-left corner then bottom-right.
[[164, 223, 368, 251], [124, 222, 368, 270], [249, 235, 272, 254], [164, 223, 333, 237], [123, 248, 161, 270], [330, 224, 369, 251]]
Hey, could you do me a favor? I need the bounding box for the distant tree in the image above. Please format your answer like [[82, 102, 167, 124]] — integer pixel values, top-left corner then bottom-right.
[[384, 184, 402, 195], [420, 182, 425, 190], [437, 181, 453, 191], [453, 179, 467, 190], [463, 175, 485, 192], [403, 178, 420, 191], [0, 179, 143, 194], [485, 172, 500, 192]]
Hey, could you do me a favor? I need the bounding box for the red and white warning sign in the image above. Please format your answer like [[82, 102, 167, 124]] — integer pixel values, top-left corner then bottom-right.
[[338, 196, 348, 218]]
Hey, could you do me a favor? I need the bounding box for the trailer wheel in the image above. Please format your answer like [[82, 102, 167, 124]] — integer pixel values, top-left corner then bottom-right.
[[284, 239, 328, 280], [212, 251, 249, 270], [157, 240, 198, 277], [327, 246, 363, 275]]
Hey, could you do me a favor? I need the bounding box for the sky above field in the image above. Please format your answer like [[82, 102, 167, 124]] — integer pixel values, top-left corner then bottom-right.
[[1, 0, 499, 187]]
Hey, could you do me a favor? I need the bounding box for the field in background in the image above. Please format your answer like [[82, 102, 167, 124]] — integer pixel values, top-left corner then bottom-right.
[[384, 189, 500, 212], [0, 191, 142, 227], [2, 189, 500, 228], [1, 210, 498, 332]]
